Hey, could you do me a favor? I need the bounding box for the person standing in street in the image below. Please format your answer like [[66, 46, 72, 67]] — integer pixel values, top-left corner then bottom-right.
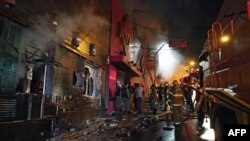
[[121, 83, 130, 114], [128, 83, 136, 111], [149, 85, 158, 115], [115, 82, 122, 111], [163, 82, 170, 111], [134, 83, 143, 114]]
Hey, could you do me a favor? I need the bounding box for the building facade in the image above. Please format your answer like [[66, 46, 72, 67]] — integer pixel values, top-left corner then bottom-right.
[[108, 0, 143, 112], [0, 0, 110, 139]]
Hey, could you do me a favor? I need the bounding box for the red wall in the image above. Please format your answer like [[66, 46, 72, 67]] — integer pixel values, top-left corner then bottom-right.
[[110, 0, 132, 56], [108, 0, 133, 113], [108, 65, 117, 112], [110, 0, 123, 55]]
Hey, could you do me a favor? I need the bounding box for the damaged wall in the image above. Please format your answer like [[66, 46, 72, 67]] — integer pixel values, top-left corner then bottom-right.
[[0, 0, 110, 125], [0, 16, 22, 95]]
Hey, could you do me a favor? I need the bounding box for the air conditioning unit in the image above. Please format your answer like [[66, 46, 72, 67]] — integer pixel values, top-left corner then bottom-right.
[[71, 32, 80, 48]]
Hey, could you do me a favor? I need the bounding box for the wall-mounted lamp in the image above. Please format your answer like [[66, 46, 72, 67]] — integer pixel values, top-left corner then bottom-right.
[[71, 32, 80, 48], [209, 21, 232, 48], [89, 43, 96, 56]]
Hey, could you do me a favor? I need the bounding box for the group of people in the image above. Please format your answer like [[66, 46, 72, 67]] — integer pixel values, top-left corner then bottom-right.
[[149, 80, 185, 112], [113, 68, 199, 117], [149, 70, 199, 113], [115, 82, 144, 114], [149, 82, 170, 113], [149, 80, 185, 124], [180, 69, 200, 113]]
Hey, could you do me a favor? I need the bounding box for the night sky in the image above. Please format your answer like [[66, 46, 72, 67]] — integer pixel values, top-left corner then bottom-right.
[[120, 0, 224, 60]]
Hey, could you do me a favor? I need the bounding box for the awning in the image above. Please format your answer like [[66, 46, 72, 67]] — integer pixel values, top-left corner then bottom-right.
[[110, 55, 141, 77]]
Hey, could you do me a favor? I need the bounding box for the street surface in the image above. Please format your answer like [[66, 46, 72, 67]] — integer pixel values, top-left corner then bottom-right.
[[51, 102, 215, 141]]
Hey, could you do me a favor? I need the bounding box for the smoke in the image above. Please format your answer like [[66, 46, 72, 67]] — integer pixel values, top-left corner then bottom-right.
[[119, 0, 200, 82], [15, 3, 110, 88], [157, 44, 184, 81], [33, 6, 109, 46], [119, 0, 166, 35]]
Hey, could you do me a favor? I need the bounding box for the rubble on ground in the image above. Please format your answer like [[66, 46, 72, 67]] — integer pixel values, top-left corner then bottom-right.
[[50, 110, 162, 141]]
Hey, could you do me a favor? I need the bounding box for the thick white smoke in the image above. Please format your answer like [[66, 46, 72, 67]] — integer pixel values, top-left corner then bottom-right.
[[157, 44, 184, 81]]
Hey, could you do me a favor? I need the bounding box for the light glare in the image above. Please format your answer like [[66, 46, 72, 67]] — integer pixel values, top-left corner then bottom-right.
[[220, 35, 230, 43], [157, 44, 183, 81]]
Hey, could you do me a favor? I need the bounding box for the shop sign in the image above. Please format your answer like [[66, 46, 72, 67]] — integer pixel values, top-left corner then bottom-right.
[[169, 40, 188, 48]]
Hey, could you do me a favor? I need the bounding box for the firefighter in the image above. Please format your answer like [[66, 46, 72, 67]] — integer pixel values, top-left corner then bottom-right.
[[168, 80, 184, 125], [195, 88, 206, 135], [163, 82, 170, 111], [158, 83, 165, 111], [181, 74, 195, 113], [149, 84, 158, 115]]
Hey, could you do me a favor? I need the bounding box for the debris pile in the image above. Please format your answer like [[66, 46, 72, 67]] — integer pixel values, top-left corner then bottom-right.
[[50, 111, 159, 141]]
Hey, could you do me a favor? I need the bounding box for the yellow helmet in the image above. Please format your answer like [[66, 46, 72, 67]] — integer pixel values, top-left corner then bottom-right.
[[172, 80, 179, 86]]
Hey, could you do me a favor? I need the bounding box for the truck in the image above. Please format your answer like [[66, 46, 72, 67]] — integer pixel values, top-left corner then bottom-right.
[[198, 0, 250, 140]]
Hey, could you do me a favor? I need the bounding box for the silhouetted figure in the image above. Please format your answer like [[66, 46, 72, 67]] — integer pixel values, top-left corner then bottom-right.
[[134, 83, 143, 114], [168, 80, 184, 126]]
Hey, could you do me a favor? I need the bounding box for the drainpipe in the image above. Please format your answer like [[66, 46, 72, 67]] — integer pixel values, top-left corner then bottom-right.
[[40, 53, 48, 119], [26, 65, 33, 120]]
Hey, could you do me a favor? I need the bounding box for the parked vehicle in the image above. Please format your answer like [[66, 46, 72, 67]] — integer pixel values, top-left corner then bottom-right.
[[198, 0, 250, 140]]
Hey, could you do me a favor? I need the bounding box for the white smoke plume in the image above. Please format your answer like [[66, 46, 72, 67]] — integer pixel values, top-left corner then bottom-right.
[[157, 44, 184, 81]]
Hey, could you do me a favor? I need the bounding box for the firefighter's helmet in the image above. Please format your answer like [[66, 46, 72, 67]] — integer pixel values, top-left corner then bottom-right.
[[172, 80, 179, 86]]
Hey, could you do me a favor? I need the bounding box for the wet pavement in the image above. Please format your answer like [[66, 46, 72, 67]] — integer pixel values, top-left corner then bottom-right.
[[130, 118, 214, 141]]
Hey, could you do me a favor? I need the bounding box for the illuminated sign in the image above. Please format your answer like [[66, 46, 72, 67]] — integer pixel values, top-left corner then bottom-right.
[[169, 40, 188, 48]]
